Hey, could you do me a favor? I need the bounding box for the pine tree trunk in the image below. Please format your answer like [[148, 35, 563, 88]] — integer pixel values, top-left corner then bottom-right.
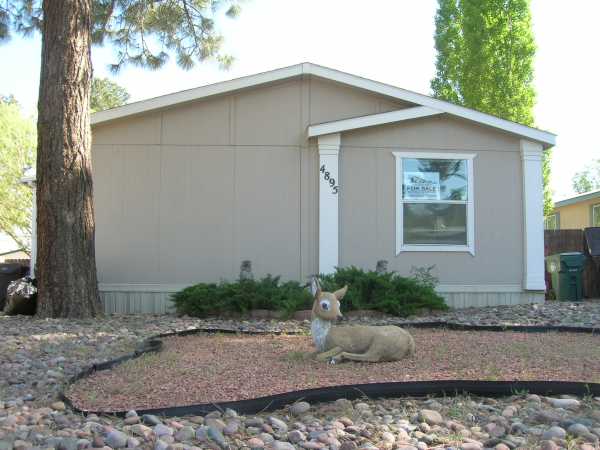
[[36, 0, 102, 318]]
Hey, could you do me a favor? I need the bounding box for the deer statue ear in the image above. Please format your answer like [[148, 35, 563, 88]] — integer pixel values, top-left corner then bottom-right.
[[310, 276, 321, 298], [333, 285, 348, 301]]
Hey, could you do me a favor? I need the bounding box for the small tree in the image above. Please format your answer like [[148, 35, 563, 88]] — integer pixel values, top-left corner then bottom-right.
[[572, 159, 600, 194], [91, 77, 130, 112], [0, 97, 36, 252], [431, 0, 553, 213], [1, 0, 240, 318]]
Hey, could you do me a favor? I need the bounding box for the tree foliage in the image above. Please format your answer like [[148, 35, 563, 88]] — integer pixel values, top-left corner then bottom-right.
[[0, 97, 36, 252], [572, 159, 600, 194], [0, 0, 239, 71], [91, 77, 130, 112], [431, 0, 553, 213]]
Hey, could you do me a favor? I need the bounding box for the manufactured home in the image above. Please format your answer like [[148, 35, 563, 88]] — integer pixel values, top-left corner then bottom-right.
[[40, 63, 558, 313]]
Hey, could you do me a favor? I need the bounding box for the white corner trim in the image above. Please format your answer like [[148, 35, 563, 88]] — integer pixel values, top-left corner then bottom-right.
[[91, 62, 555, 147], [20, 171, 36, 277], [30, 189, 36, 278], [521, 140, 546, 290], [394, 151, 476, 256], [318, 133, 340, 274], [307, 106, 442, 137]]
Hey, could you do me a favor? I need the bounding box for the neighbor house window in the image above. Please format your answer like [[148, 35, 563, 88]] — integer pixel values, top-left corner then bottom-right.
[[393, 151, 475, 255], [593, 204, 600, 227], [544, 213, 559, 230]]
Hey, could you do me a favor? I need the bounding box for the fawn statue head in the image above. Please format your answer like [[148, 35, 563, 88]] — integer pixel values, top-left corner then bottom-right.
[[310, 277, 348, 321]]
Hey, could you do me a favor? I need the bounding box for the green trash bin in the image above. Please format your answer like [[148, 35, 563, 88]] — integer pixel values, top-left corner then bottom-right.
[[545, 252, 586, 301]]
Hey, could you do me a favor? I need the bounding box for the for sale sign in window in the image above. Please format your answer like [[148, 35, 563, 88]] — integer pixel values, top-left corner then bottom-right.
[[403, 171, 440, 200]]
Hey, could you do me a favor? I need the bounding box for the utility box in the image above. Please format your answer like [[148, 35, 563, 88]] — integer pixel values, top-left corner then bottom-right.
[[545, 252, 586, 301]]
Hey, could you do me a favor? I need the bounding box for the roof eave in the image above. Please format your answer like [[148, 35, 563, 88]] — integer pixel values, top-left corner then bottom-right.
[[555, 190, 600, 208]]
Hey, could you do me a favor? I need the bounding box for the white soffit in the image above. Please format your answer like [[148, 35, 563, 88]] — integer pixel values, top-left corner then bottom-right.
[[91, 62, 556, 147], [308, 106, 442, 137]]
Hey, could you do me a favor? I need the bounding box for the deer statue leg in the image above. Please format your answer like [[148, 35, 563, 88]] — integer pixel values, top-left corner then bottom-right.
[[332, 350, 384, 363], [315, 346, 344, 362]]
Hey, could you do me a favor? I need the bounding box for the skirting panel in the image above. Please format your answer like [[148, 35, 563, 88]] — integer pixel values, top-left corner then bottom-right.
[[100, 288, 545, 315], [100, 291, 175, 314], [439, 291, 545, 309]]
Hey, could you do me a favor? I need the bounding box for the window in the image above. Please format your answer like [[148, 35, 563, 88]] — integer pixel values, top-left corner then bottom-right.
[[593, 204, 600, 227], [544, 213, 559, 230], [393, 152, 475, 255]]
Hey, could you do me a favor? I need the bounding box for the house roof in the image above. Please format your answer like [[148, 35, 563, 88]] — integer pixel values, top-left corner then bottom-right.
[[555, 189, 600, 208], [91, 62, 556, 148]]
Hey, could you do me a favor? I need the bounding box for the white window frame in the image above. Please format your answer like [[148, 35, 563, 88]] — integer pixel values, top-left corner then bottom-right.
[[393, 151, 476, 256], [592, 204, 600, 227], [544, 213, 560, 230]]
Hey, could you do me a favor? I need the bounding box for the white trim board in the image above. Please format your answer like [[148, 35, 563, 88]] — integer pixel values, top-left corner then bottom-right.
[[91, 62, 555, 148], [308, 106, 442, 137], [318, 133, 341, 274], [520, 140, 546, 290]]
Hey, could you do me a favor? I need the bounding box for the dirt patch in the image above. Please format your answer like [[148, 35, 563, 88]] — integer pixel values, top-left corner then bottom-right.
[[66, 328, 600, 412]]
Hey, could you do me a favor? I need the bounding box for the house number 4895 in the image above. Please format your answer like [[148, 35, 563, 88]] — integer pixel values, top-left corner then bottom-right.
[[320, 165, 339, 194]]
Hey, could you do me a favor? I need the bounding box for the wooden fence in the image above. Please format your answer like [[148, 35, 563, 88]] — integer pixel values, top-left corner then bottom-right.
[[544, 229, 600, 298]]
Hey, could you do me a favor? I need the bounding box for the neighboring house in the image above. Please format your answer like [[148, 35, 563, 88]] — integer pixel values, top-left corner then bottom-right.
[[0, 249, 28, 263], [0, 232, 28, 263], [545, 189, 600, 230], [32, 63, 557, 313]]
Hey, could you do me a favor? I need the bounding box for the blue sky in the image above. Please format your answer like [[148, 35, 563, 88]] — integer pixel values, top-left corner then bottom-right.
[[1, 0, 598, 200]]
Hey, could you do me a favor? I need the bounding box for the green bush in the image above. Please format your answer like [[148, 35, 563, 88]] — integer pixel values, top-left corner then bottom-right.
[[171, 267, 448, 318], [318, 266, 447, 317], [171, 275, 312, 318]]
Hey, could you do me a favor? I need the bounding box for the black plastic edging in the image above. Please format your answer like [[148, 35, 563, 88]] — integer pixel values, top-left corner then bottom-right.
[[61, 323, 600, 418], [398, 321, 600, 334]]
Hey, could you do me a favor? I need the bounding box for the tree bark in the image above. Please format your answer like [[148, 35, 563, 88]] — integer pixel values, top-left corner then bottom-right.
[[36, 0, 102, 318]]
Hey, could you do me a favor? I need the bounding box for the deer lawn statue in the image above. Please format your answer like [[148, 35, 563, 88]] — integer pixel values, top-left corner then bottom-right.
[[310, 277, 415, 363]]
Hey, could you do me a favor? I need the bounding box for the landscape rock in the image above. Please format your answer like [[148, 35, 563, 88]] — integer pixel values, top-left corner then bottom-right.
[[418, 409, 443, 425], [246, 437, 265, 448], [142, 415, 162, 426], [549, 398, 581, 409], [271, 441, 295, 450], [290, 401, 311, 416], [174, 426, 195, 442], [105, 430, 128, 449], [542, 426, 566, 440], [153, 424, 173, 437], [268, 417, 288, 433]]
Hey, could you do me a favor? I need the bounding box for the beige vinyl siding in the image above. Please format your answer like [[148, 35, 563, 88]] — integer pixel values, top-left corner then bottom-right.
[[92, 76, 408, 287]]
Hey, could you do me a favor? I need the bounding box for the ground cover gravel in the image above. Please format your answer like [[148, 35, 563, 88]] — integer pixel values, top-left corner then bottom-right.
[[2, 301, 600, 449]]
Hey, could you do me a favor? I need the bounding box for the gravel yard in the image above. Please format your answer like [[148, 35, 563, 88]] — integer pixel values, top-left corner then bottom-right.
[[2, 301, 600, 450]]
